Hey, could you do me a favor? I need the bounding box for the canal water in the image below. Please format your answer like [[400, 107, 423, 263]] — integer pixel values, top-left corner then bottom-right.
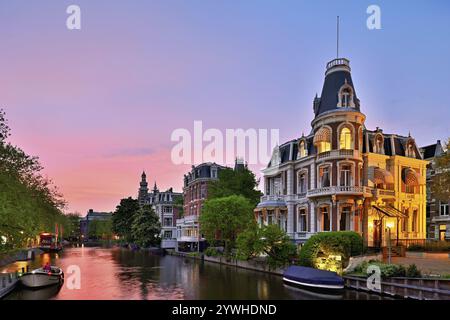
[[2, 246, 388, 300]]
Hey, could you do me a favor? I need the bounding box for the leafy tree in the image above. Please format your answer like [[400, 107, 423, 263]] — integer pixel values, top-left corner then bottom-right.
[[65, 213, 82, 240], [0, 108, 68, 252], [200, 195, 254, 257], [173, 195, 184, 218], [112, 197, 139, 242], [131, 205, 161, 247], [208, 166, 262, 207], [431, 138, 450, 201], [237, 224, 297, 268], [88, 219, 113, 240]]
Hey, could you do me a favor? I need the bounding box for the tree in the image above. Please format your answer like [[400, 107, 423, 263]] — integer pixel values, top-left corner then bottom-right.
[[112, 197, 140, 242], [1, 108, 68, 252], [200, 195, 254, 257], [431, 138, 450, 202], [131, 205, 161, 247], [88, 219, 113, 240], [236, 224, 297, 269], [208, 167, 262, 207]]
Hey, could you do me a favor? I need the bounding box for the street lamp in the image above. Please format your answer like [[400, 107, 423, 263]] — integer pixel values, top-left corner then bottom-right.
[[386, 221, 394, 264]]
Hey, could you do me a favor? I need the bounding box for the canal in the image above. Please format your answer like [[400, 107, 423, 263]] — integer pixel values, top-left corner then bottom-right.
[[2, 247, 389, 300]]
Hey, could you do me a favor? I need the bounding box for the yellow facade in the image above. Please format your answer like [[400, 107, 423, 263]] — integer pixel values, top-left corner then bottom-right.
[[365, 152, 428, 247]]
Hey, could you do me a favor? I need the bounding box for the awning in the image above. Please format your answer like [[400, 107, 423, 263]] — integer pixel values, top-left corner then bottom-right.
[[255, 200, 287, 210], [402, 168, 422, 186], [373, 205, 407, 218], [373, 167, 394, 185], [313, 127, 331, 144]]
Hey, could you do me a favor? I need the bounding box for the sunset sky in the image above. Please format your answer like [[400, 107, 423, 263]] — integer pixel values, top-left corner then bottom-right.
[[1, 0, 449, 215]]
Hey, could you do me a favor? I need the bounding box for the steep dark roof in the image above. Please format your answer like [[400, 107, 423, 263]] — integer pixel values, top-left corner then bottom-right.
[[314, 59, 360, 117], [421, 144, 437, 159]]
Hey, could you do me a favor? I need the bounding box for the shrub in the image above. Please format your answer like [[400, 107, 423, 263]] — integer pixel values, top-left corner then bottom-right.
[[406, 264, 422, 278], [407, 241, 450, 252], [298, 231, 364, 268], [352, 260, 422, 278], [204, 247, 221, 257]]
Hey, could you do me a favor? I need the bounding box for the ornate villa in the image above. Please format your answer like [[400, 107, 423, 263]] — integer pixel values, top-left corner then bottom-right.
[[255, 57, 428, 248]]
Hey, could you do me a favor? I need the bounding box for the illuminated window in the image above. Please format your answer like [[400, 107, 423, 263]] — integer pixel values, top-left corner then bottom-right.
[[339, 127, 352, 149], [318, 141, 331, 153], [412, 209, 418, 232], [299, 140, 307, 158], [374, 135, 384, 154]]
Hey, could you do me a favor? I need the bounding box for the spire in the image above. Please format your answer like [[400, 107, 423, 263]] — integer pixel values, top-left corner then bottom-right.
[[153, 182, 158, 193], [336, 16, 340, 59]]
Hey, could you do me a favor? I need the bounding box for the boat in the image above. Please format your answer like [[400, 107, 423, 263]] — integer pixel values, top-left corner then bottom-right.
[[19, 266, 64, 288], [283, 266, 344, 292], [39, 233, 63, 253]]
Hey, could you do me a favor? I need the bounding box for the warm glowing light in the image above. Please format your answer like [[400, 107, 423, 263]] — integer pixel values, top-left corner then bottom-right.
[[386, 221, 394, 229], [339, 127, 352, 149]]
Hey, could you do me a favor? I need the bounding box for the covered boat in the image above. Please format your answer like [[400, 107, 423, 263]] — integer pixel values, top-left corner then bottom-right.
[[283, 266, 344, 291], [39, 233, 62, 253], [20, 267, 64, 288]]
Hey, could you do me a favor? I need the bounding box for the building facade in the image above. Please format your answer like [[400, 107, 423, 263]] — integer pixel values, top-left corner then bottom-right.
[[420, 141, 449, 240], [255, 58, 428, 248], [137, 171, 182, 249], [176, 162, 229, 252], [80, 209, 113, 240]]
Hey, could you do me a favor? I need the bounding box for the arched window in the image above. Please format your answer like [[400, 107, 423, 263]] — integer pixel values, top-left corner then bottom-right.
[[298, 140, 307, 158], [337, 80, 355, 108], [314, 127, 331, 154], [406, 142, 415, 158], [339, 127, 353, 150], [374, 135, 384, 154]]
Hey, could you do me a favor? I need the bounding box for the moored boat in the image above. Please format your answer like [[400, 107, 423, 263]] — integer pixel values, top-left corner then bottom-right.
[[19, 267, 64, 288], [39, 232, 63, 253], [283, 266, 344, 292]]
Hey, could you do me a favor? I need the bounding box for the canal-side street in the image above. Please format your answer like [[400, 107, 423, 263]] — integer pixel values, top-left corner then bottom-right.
[[1, 247, 389, 300]]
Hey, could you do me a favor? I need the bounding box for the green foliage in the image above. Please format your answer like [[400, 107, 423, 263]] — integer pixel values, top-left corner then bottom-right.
[[298, 231, 364, 267], [131, 205, 161, 248], [353, 260, 422, 278], [204, 247, 221, 257], [406, 264, 422, 278], [200, 195, 255, 257], [431, 137, 450, 201], [88, 219, 113, 240], [208, 167, 262, 207], [407, 241, 450, 252], [173, 195, 184, 218], [0, 108, 68, 253], [112, 197, 140, 242], [236, 224, 297, 269]]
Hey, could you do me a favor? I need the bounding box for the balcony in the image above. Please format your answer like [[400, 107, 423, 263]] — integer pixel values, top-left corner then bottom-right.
[[260, 195, 285, 202], [432, 215, 450, 223], [317, 149, 360, 161], [307, 186, 371, 198], [372, 188, 396, 199], [176, 215, 198, 226]]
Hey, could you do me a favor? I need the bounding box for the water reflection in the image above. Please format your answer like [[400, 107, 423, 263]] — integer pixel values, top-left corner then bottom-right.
[[4, 247, 392, 300]]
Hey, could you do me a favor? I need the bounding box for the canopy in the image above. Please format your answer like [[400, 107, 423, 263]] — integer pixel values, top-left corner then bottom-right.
[[373, 167, 394, 185], [373, 205, 407, 218], [402, 168, 422, 186], [313, 127, 331, 144]]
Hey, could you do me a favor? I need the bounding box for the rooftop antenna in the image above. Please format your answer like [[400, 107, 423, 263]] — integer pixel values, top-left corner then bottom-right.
[[336, 16, 340, 58]]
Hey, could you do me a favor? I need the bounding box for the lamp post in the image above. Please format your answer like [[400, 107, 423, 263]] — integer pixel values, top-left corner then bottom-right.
[[386, 221, 394, 264]]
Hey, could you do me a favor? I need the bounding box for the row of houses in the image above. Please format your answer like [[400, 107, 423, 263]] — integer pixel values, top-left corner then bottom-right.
[[83, 56, 448, 251]]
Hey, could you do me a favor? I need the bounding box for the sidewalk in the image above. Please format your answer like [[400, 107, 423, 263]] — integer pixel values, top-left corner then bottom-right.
[[391, 256, 450, 276]]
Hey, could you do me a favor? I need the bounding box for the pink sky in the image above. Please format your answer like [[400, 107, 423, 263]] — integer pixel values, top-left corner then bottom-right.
[[2, 1, 449, 215]]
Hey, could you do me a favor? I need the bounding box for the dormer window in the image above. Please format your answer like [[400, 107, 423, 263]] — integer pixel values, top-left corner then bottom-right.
[[298, 140, 307, 158], [406, 143, 415, 158], [337, 80, 355, 108], [374, 134, 384, 154]]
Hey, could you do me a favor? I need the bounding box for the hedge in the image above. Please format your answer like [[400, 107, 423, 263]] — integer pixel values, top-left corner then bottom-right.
[[298, 231, 363, 267]]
